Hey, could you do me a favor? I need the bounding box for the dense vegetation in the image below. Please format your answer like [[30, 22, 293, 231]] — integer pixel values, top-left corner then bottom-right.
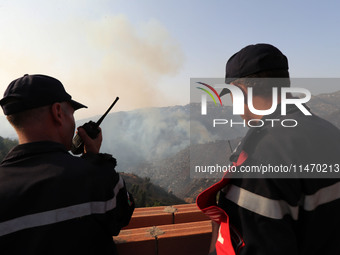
[[0, 136, 18, 162], [121, 173, 185, 207]]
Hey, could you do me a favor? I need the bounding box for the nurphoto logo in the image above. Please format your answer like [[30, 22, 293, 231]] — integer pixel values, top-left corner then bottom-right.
[[196, 82, 312, 128]]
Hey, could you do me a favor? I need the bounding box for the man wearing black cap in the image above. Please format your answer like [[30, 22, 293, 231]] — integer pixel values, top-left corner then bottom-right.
[[198, 44, 340, 255], [0, 74, 134, 254]]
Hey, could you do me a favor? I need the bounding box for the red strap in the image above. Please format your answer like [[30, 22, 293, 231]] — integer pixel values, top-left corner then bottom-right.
[[196, 150, 248, 221], [196, 150, 248, 255], [196, 175, 230, 223], [216, 221, 236, 255]]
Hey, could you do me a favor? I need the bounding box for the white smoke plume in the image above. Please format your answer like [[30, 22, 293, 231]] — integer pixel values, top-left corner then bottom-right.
[[0, 4, 184, 119]]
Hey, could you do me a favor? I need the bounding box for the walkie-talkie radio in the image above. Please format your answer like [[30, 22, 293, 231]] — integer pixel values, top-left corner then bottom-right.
[[71, 97, 119, 154]]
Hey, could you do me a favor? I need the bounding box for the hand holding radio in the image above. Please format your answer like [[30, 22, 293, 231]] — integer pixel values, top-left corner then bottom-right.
[[77, 126, 102, 154], [71, 97, 119, 155]]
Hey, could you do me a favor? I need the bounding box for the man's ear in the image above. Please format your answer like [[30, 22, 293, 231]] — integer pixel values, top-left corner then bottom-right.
[[234, 83, 248, 105], [237, 83, 247, 92], [50, 103, 63, 126]]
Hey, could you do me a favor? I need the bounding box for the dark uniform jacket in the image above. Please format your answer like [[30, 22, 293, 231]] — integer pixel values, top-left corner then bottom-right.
[[198, 105, 340, 255], [0, 141, 134, 255]]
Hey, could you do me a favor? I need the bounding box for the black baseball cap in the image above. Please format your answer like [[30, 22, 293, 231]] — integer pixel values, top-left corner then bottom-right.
[[220, 43, 288, 97], [0, 74, 87, 115]]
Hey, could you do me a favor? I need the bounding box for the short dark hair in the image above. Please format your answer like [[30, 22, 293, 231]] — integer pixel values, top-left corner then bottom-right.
[[232, 69, 290, 97], [7, 105, 50, 129]]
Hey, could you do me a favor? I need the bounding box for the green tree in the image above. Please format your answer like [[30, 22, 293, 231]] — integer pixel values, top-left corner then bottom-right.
[[0, 136, 18, 162]]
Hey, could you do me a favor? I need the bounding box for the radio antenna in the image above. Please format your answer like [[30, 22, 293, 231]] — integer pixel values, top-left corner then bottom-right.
[[228, 140, 233, 153]]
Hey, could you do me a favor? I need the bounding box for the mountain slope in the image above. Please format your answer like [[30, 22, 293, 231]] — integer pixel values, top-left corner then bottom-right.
[[121, 172, 185, 207], [307, 90, 340, 128], [84, 104, 246, 171], [0, 136, 18, 162], [126, 138, 242, 202]]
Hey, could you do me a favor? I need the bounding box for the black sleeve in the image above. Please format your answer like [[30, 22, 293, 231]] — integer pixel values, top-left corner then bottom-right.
[[82, 153, 135, 236], [219, 176, 301, 255], [219, 130, 303, 255], [106, 179, 135, 235]]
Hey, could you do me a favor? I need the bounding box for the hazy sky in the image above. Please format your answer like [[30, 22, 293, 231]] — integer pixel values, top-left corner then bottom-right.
[[0, 0, 339, 120]]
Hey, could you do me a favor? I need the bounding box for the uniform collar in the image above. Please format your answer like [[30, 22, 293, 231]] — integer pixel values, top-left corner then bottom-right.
[[1, 141, 68, 164]]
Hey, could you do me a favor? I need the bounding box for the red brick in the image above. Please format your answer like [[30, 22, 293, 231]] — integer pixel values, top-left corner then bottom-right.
[[114, 220, 212, 255], [123, 204, 209, 229]]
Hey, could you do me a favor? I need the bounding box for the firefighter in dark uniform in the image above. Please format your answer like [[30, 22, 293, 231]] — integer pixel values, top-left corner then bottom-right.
[[0, 74, 134, 255], [197, 44, 340, 255]]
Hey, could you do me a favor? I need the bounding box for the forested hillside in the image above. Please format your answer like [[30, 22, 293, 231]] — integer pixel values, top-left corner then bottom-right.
[[121, 173, 185, 207], [0, 136, 17, 162]]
